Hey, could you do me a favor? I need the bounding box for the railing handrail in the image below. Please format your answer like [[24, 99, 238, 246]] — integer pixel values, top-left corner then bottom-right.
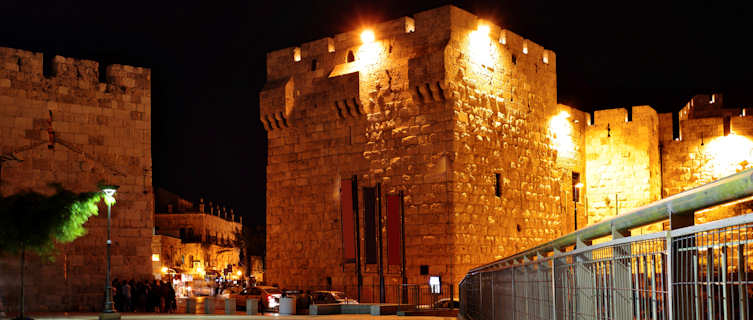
[[468, 167, 753, 274]]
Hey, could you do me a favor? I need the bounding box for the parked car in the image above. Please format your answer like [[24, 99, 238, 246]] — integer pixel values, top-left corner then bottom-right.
[[431, 298, 459, 309], [219, 284, 243, 299], [311, 291, 358, 304], [230, 286, 282, 311]]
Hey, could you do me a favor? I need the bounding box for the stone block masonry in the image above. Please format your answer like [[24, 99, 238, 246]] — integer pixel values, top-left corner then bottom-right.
[[262, 5, 569, 292], [0, 47, 152, 312], [262, 5, 753, 297]]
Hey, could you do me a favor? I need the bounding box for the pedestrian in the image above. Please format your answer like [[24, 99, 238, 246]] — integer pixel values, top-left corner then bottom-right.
[[159, 281, 170, 313], [136, 281, 148, 312], [121, 279, 132, 312], [113, 279, 121, 312], [148, 280, 159, 312], [167, 282, 177, 313]]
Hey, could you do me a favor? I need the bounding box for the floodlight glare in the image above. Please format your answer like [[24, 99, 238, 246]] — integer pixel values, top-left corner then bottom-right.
[[361, 29, 375, 44]]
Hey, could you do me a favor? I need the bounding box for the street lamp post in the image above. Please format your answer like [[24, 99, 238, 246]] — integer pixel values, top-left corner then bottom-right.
[[99, 185, 120, 320]]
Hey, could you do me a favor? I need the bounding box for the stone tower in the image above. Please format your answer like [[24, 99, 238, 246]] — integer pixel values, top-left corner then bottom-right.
[[262, 5, 574, 293]]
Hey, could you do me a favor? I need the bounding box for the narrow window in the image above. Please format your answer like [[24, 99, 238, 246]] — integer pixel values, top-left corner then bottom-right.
[[98, 62, 107, 83], [511, 54, 517, 65], [347, 50, 355, 63], [672, 111, 681, 141], [311, 59, 318, 71], [626, 107, 632, 122], [43, 53, 55, 78], [572, 172, 581, 203], [420, 265, 429, 275], [494, 173, 501, 197]]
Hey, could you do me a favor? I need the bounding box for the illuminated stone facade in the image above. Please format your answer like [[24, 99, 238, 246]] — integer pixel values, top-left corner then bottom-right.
[[152, 189, 244, 278], [578, 94, 753, 232], [262, 4, 753, 295], [0, 48, 152, 311], [262, 5, 571, 292]]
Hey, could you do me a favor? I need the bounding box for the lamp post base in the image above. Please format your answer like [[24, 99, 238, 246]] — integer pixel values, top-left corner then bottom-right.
[[98, 312, 121, 320]]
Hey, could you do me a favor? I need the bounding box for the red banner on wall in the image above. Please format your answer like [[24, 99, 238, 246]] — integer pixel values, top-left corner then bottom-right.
[[386, 195, 402, 266], [341, 179, 356, 262]]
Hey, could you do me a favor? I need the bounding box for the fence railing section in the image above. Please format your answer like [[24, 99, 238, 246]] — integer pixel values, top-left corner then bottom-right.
[[459, 214, 753, 320], [459, 168, 753, 320]]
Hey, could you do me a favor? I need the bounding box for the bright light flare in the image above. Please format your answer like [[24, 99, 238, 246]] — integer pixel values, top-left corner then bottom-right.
[[237, 270, 242, 276], [477, 24, 490, 36], [549, 111, 576, 160], [360, 29, 375, 44], [161, 266, 168, 273], [704, 133, 753, 178], [152, 254, 160, 262], [469, 24, 494, 66]]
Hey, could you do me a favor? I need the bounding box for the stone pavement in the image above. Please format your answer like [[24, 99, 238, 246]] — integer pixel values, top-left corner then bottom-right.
[[2, 313, 456, 320]]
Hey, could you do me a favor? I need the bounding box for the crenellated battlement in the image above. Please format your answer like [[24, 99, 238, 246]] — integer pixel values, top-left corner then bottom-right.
[[0, 47, 150, 94], [261, 5, 556, 132]]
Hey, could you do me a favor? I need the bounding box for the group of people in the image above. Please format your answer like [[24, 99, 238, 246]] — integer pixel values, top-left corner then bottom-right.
[[112, 279, 176, 313]]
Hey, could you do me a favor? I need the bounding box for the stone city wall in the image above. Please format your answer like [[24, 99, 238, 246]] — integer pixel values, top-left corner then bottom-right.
[[263, 5, 571, 292], [0, 47, 152, 312], [584, 106, 661, 226], [660, 112, 753, 225], [442, 7, 569, 286]]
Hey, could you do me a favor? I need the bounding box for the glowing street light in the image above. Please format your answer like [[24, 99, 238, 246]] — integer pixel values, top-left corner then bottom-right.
[[361, 29, 375, 44], [99, 184, 119, 319]]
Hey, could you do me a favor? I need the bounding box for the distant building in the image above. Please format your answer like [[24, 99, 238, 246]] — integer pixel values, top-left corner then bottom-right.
[[151, 188, 264, 288]]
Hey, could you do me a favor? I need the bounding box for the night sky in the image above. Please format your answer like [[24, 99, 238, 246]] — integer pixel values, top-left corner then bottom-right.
[[0, 1, 751, 226]]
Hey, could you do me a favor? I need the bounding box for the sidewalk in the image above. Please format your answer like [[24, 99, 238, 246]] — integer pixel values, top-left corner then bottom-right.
[[3, 313, 456, 320]]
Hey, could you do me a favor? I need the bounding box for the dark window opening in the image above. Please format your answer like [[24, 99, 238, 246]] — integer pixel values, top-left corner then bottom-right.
[[672, 111, 680, 141], [626, 107, 633, 122], [347, 51, 355, 63], [43, 53, 55, 78], [572, 172, 581, 203], [511, 54, 517, 65], [420, 265, 429, 275], [98, 62, 107, 83], [494, 173, 501, 197], [311, 59, 318, 71]]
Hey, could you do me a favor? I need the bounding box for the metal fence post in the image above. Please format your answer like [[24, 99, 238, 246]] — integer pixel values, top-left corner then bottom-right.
[[575, 235, 593, 320], [611, 226, 634, 320]]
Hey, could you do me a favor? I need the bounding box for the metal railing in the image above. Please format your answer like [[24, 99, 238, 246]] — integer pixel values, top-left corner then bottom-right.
[[459, 168, 753, 320]]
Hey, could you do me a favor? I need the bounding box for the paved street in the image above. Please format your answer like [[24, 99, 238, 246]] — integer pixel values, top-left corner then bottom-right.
[[5, 313, 456, 320]]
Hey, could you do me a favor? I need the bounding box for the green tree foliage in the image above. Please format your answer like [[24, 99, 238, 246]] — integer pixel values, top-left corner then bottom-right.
[[0, 184, 102, 259]]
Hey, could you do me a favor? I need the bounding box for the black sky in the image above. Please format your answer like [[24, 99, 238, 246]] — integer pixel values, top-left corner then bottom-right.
[[0, 1, 751, 226]]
